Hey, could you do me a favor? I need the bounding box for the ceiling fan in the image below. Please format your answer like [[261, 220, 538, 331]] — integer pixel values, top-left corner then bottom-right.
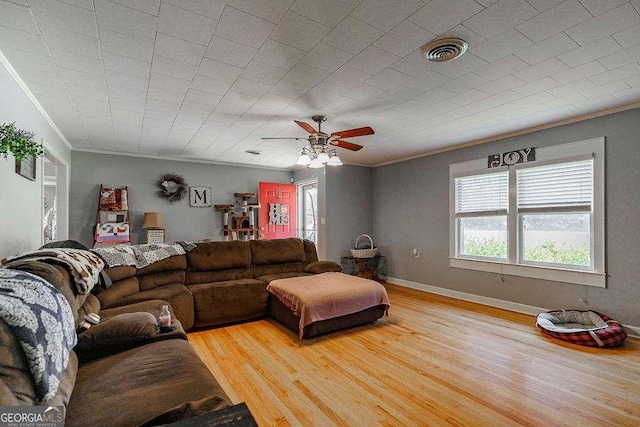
[[261, 115, 375, 168]]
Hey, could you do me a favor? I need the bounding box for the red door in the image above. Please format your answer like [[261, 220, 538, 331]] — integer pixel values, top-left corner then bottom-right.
[[259, 182, 297, 240]]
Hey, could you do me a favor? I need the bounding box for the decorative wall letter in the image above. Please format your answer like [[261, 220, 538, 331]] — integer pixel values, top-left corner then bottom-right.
[[189, 186, 212, 207]]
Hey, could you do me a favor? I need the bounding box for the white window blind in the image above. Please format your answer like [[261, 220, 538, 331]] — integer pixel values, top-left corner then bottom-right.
[[517, 159, 593, 213], [455, 171, 508, 216]]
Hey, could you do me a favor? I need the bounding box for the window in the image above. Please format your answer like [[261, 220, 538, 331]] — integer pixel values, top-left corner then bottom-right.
[[449, 138, 605, 287], [455, 172, 508, 260]]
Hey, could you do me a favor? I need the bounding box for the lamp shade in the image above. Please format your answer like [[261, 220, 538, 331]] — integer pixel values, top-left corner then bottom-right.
[[317, 151, 330, 163], [142, 212, 165, 229], [309, 157, 325, 168], [327, 154, 343, 166], [296, 152, 311, 165]]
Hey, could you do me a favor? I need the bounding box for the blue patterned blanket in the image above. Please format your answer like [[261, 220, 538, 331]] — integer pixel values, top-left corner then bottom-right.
[[0, 269, 77, 402]]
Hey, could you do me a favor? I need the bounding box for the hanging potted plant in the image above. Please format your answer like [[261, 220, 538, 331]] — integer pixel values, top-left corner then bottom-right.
[[0, 122, 44, 160]]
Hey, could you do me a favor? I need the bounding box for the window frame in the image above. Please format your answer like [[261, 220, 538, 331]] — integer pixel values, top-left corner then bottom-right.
[[449, 137, 605, 288], [455, 169, 509, 262]]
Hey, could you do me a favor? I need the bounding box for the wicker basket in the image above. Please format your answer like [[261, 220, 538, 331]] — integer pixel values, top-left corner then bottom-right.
[[350, 234, 378, 258]]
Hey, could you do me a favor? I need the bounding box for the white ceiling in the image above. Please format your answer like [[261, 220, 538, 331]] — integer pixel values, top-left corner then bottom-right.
[[1, 0, 640, 169]]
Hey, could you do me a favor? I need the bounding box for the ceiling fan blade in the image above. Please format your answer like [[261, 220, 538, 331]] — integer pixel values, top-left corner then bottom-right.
[[294, 120, 319, 134], [330, 126, 374, 138], [330, 139, 363, 151], [260, 137, 308, 140]]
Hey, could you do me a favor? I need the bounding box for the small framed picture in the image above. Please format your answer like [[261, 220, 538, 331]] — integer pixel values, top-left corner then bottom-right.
[[146, 229, 165, 244], [15, 157, 36, 181]]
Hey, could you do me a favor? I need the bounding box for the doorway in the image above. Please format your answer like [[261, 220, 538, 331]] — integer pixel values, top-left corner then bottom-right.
[[43, 158, 57, 243], [42, 148, 69, 245], [297, 178, 318, 247]]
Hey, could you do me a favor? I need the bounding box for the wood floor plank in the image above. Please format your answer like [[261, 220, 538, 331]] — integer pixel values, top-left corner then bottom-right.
[[189, 284, 640, 426]]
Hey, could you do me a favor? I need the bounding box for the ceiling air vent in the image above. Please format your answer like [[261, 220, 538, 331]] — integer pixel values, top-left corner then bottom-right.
[[245, 150, 262, 155], [420, 37, 468, 62]]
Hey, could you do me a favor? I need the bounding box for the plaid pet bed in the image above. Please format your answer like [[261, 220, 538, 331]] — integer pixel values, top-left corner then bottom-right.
[[536, 310, 627, 348]]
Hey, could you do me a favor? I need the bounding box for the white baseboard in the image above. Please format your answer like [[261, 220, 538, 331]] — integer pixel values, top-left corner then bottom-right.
[[387, 277, 640, 339]]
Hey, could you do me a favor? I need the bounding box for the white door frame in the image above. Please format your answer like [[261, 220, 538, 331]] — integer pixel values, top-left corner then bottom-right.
[[41, 143, 69, 244], [296, 177, 321, 254]]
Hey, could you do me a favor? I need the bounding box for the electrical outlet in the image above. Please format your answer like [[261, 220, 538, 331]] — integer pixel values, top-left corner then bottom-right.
[[412, 248, 420, 257], [579, 297, 588, 305]]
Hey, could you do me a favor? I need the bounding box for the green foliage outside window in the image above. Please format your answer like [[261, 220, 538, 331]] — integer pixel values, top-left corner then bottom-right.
[[462, 237, 507, 258], [463, 237, 590, 266]]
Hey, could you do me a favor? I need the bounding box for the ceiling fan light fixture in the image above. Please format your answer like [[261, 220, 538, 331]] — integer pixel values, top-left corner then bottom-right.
[[308, 157, 324, 168], [420, 37, 468, 62], [327, 154, 342, 166], [296, 152, 311, 165], [317, 150, 330, 163]]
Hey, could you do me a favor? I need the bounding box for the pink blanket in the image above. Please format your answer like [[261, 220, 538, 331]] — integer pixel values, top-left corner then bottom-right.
[[267, 272, 390, 337]]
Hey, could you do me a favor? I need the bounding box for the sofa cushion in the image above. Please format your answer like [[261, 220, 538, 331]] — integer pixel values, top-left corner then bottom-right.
[[100, 299, 174, 321], [250, 238, 305, 265], [256, 272, 313, 284], [188, 279, 267, 328], [0, 379, 19, 405], [138, 270, 185, 291], [42, 351, 77, 408], [67, 340, 231, 427], [185, 267, 252, 285], [0, 319, 37, 404], [104, 265, 136, 282], [251, 262, 307, 278], [137, 254, 187, 275], [188, 241, 251, 271], [120, 284, 194, 330], [97, 277, 140, 309]]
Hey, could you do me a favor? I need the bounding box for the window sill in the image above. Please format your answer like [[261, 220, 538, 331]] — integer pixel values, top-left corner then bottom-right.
[[449, 257, 606, 288]]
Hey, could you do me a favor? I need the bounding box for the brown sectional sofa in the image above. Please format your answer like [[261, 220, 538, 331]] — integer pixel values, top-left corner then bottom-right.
[[98, 238, 339, 330], [1, 238, 339, 426]]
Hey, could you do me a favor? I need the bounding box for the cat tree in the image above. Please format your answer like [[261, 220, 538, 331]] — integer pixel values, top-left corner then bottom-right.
[[215, 193, 260, 241]]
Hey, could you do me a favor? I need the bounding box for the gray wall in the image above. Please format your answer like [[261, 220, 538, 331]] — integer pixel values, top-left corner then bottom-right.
[[373, 108, 640, 327], [0, 60, 71, 257], [325, 165, 373, 263], [293, 165, 374, 263], [70, 152, 291, 247]]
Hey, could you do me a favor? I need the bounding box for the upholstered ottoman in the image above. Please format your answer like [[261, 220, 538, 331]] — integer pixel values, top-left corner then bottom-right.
[[266, 272, 390, 338]]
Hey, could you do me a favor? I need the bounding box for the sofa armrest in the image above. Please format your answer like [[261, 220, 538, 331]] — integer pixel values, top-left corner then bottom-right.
[[76, 312, 188, 362], [304, 261, 342, 274], [76, 312, 158, 351]]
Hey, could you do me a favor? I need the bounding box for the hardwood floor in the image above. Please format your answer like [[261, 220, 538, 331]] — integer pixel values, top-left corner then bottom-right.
[[189, 284, 640, 426]]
